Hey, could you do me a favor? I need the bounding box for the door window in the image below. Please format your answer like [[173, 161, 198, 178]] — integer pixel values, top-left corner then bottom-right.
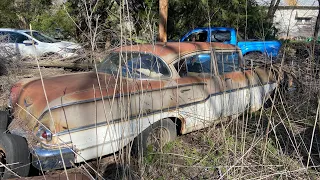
[[5, 32, 29, 43], [174, 53, 213, 77], [215, 51, 239, 74], [183, 31, 208, 42]]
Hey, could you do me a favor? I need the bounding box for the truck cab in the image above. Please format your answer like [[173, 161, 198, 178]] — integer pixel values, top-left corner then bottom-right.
[[180, 27, 281, 59]]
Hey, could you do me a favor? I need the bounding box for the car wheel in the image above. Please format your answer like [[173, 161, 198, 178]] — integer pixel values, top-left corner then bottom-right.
[[0, 134, 30, 179], [0, 111, 8, 133], [132, 118, 177, 156]]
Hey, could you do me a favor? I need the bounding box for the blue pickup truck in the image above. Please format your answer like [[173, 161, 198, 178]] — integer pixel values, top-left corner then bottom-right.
[[180, 27, 281, 58]]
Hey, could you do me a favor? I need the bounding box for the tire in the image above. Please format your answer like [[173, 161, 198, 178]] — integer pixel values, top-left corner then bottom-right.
[[0, 111, 8, 134], [263, 89, 276, 109], [132, 118, 177, 157], [0, 134, 30, 179]]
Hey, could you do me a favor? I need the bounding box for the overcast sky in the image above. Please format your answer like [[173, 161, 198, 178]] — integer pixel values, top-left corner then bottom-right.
[[257, 0, 318, 6]]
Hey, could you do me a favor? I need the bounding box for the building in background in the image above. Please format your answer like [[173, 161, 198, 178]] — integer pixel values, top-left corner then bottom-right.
[[259, 0, 318, 39], [274, 5, 318, 39]]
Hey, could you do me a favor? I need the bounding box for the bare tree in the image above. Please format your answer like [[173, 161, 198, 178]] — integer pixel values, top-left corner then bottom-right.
[[267, 0, 281, 24]]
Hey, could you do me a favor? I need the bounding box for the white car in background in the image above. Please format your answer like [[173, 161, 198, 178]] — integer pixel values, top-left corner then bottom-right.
[[0, 28, 82, 58]]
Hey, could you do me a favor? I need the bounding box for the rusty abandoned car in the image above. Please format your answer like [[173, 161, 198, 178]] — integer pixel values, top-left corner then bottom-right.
[[0, 42, 277, 178]]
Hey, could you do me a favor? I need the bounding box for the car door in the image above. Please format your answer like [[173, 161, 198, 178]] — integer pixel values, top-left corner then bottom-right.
[[215, 50, 249, 117], [172, 52, 224, 133], [8, 32, 39, 57]]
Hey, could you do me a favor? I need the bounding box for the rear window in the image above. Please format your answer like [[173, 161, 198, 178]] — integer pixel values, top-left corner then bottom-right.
[[216, 51, 240, 74], [211, 30, 231, 42]]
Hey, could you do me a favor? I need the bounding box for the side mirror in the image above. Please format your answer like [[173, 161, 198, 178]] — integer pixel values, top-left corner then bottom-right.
[[23, 40, 35, 45]]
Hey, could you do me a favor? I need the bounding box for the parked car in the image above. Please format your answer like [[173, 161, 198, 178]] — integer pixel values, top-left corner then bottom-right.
[[0, 28, 82, 59], [1, 42, 277, 178], [180, 27, 282, 59]]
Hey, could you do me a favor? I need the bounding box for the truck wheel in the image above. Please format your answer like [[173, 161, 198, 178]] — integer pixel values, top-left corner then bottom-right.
[[0, 134, 30, 179], [0, 111, 9, 133], [132, 118, 177, 157]]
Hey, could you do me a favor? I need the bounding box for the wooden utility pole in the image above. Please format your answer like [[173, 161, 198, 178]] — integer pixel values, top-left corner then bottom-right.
[[159, 0, 168, 42]]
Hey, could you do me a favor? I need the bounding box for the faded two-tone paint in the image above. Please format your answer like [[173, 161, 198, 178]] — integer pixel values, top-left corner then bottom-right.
[[8, 42, 277, 163]]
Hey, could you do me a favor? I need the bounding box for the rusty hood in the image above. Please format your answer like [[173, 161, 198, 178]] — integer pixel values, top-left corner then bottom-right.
[[12, 72, 120, 118]]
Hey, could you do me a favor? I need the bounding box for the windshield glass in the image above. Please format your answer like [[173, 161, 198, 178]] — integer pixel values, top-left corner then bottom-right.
[[25, 31, 60, 43], [98, 52, 170, 79]]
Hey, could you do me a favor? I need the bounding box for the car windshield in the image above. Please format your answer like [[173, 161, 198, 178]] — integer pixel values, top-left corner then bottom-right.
[[98, 52, 170, 79], [25, 31, 60, 43]]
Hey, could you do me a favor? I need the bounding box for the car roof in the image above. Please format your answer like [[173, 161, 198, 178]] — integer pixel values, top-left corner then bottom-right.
[[114, 42, 240, 64], [0, 28, 37, 34]]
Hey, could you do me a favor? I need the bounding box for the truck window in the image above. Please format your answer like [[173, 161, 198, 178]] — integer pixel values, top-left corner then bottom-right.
[[174, 53, 212, 77], [183, 31, 207, 42], [211, 30, 231, 42], [215, 52, 239, 74]]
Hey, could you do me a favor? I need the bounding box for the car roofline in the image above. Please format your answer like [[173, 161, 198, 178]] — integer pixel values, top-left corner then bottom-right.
[[0, 28, 39, 33]]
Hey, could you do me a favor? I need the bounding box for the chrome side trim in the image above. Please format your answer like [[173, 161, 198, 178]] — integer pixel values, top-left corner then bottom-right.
[[55, 82, 276, 136], [38, 82, 207, 120], [31, 146, 75, 171]]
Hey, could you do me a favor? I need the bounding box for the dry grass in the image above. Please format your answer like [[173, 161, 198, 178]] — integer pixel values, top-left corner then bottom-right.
[[1, 2, 320, 179], [1, 37, 320, 180]]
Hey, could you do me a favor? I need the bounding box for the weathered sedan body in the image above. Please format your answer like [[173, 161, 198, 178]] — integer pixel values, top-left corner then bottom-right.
[[7, 42, 276, 173]]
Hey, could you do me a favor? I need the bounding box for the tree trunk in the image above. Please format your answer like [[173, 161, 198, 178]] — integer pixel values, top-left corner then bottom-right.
[[311, 0, 320, 60], [159, 0, 168, 42], [313, 0, 320, 44], [267, 0, 280, 24]]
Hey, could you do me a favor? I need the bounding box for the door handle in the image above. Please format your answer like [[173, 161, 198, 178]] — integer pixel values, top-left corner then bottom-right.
[[180, 89, 191, 93]]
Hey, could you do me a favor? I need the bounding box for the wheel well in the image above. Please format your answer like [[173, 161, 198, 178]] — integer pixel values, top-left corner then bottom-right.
[[167, 117, 183, 135], [244, 51, 263, 56]]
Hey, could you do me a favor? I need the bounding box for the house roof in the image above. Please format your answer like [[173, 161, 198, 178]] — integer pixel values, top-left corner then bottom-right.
[[257, 0, 318, 6]]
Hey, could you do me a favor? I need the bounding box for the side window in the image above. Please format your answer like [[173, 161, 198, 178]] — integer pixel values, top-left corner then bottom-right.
[[8, 32, 29, 43], [174, 53, 212, 77], [183, 31, 208, 42], [211, 30, 231, 42], [216, 51, 239, 74], [127, 54, 170, 78]]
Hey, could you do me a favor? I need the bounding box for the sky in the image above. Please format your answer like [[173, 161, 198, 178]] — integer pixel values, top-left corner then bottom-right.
[[257, 0, 318, 6]]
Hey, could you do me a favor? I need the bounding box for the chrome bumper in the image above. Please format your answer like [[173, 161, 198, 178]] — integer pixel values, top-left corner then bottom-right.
[[31, 146, 75, 171]]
